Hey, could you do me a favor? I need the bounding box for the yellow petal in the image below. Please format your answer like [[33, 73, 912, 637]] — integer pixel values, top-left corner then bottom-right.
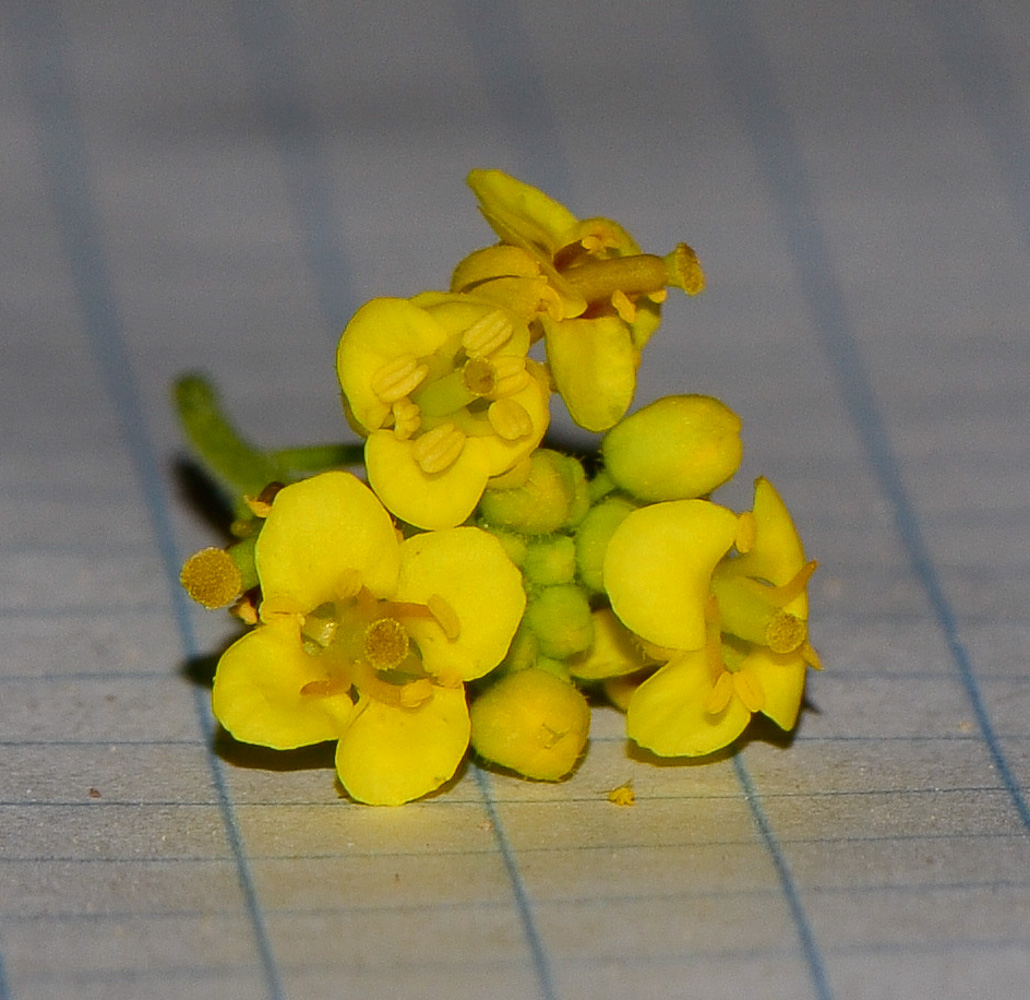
[[568, 608, 654, 681], [212, 625, 354, 750], [255, 472, 400, 611], [724, 477, 809, 617], [365, 431, 493, 530], [335, 685, 470, 805], [626, 652, 751, 757], [395, 527, 526, 681], [744, 647, 809, 730], [466, 168, 578, 255], [604, 499, 740, 650], [542, 314, 636, 432], [337, 298, 449, 431]]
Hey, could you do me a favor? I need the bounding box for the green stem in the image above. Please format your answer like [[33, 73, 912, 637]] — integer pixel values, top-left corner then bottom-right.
[[174, 373, 289, 505], [271, 442, 364, 474]]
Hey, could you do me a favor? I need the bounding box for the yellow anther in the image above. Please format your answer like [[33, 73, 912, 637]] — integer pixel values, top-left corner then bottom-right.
[[736, 512, 757, 554], [665, 242, 705, 295], [611, 288, 637, 323], [363, 616, 410, 671], [733, 671, 766, 713], [704, 670, 735, 716], [411, 422, 466, 474], [426, 594, 461, 641], [766, 612, 806, 654], [487, 398, 533, 441], [489, 355, 531, 397], [391, 398, 421, 440], [461, 309, 514, 356], [243, 495, 274, 518], [259, 595, 306, 625], [334, 568, 363, 602], [370, 353, 429, 403], [399, 678, 434, 708], [179, 548, 242, 609], [231, 595, 259, 626]]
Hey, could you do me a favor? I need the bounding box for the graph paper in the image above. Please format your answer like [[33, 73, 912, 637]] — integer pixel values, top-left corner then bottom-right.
[[2, 2, 1029, 998]]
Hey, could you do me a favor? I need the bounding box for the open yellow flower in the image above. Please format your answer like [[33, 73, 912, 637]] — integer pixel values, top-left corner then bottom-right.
[[603, 483, 819, 757], [337, 293, 551, 529], [211, 471, 526, 804], [453, 169, 704, 431]]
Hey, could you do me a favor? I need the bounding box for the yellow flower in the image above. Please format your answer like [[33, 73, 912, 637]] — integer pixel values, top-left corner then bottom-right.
[[211, 471, 526, 805], [453, 169, 704, 432], [337, 293, 551, 530], [602, 482, 819, 757]]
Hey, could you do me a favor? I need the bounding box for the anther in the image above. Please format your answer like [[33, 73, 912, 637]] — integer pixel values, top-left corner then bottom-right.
[[411, 423, 467, 474], [462, 309, 514, 356], [487, 398, 533, 440], [371, 354, 429, 403]]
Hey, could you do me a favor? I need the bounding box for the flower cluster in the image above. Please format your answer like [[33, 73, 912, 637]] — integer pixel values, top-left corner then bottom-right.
[[177, 169, 821, 804]]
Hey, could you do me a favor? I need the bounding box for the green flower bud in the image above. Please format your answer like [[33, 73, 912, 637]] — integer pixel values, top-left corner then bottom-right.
[[574, 495, 637, 594], [522, 535, 577, 588], [601, 394, 743, 502], [470, 668, 591, 780], [524, 584, 594, 659], [479, 449, 589, 535]]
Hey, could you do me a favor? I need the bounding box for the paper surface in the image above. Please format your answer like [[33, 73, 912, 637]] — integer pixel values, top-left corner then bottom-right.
[[3, 2, 1029, 998]]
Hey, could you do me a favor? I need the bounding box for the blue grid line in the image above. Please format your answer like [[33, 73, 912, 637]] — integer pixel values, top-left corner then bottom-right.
[[474, 767, 559, 1000], [7, 4, 287, 999], [732, 756, 834, 999], [230, 0, 358, 334], [229, 4, 560, 997], [689, 0, 1030, 839], [462, 3, 832, 997]]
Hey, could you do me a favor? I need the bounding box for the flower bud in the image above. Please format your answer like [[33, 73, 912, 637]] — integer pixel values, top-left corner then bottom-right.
[[470, 668, 590, 780], [574, 495, 637, 593], [479, 449, 589, 535], [601, 395, 743, 502], [524, 584, 594, 659]]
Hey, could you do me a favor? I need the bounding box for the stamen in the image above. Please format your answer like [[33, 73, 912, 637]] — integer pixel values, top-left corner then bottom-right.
[[488, 356, 531, 397], [733, 671, 766, 713], [611, 288, 637, 323], [488, 398, 533, 440], [179, 547, 242, 609], [735, 512, 757, 554], [426, 594, 461, 640], [411, 422, 466, 474], [705, 671, 734, 715], [363, 616, 411, 671], [371, 353, 429, 403], [461, 309, 514, 356], [299, 677, 347, 698], [391, 398, 421, 440]]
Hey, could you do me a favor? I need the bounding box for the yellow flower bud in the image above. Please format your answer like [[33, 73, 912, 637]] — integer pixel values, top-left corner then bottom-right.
[[470, 668, 590, 780], [522, 535, 577, 588], [573, 495, 637, 593], [601, 395, 743, 502], [478, 449, 589, 535], [524, 584, 594, 659]]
